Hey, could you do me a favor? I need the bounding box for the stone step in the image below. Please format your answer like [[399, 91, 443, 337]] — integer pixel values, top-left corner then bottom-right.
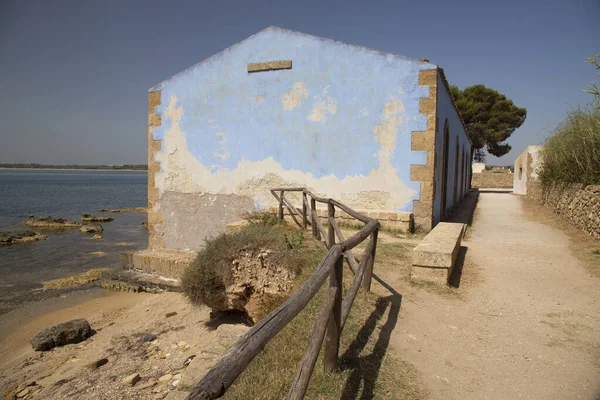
[[120, 249, 196, 279], [101, 268, 181, 293]]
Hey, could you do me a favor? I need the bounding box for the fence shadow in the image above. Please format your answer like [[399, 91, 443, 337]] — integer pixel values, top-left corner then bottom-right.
[[339, 274, 402, 399]]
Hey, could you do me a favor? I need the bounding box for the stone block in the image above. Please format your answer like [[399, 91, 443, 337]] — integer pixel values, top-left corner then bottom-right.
[[399, 212, 413, 223], [378, 212, 390, 220], [120, 249, 196, 279], [410, 266, 450, 286], [165, 391, 192, 400], [247, 60, 292, 72], [411, 222, 465, 285]]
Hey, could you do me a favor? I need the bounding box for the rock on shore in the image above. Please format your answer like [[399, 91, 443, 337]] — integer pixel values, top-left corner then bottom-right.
[[81, 214, 114, 222], [24, 216, 81, 228], [98, 207, 147, 214], [30, 319, 93, 351], [79, 224, 103, 233], [0, 230, 47, 245]]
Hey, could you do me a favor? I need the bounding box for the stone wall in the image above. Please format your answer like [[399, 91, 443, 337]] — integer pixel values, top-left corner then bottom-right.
[[471, 169, 513, 189], [269, 206, 414, 233], [527, 182, 600, 239]]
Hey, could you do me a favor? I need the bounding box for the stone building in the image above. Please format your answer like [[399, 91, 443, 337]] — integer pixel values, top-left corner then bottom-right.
[[472, 162, 486, 174], [144, 27, 471, 264], [513, 146, 544, 195]]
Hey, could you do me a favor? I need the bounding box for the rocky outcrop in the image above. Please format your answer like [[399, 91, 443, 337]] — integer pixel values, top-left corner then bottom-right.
[[0, 230, 47, 245], [528, 183, 600, 239], [30, 319, 93, 351], [24, 216, 81, 228], [98, 207, 147, 213], [81, 214, 113, 222], [79, 224, 103, 233], [205, 249, 294, 319]]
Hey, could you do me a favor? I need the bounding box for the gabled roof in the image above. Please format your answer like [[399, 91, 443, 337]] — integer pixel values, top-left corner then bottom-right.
[[150, 26, 438, 91]]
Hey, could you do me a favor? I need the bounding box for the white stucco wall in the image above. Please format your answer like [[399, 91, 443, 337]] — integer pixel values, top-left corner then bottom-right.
[[472, 163, 485, 174], [432, 76, 472, 224], [513, 145, 544, 195]]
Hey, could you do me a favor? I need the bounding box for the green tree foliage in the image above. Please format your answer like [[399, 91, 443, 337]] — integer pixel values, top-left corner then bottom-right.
[[450, 84, 527, 162]]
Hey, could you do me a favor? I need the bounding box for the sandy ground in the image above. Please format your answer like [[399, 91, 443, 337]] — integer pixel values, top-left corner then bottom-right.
[[2, 191, 599, 399], [0, 290, 248, 400], [374, 190, 600, 400]]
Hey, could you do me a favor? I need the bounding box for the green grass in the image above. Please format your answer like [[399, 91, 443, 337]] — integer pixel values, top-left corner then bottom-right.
[[223, 241, 427, 399], [337, 221, 425, 239]]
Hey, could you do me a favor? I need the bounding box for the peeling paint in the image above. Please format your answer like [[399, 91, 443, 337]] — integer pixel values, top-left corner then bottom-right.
[[375, 96, 405, 162], [154, 95, 415, 210], [281, 82, 307, 111], [212, 131, 229, 161], [308, 95, 337, 123], [255, 96, 265, 103]]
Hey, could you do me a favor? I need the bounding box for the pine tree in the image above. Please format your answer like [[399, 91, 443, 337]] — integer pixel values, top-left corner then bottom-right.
[[450, 84, 526, 162]]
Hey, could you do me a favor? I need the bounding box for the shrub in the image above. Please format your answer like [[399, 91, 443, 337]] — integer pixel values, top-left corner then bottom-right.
[[181, 220, 325, 315], [244, 211, 281, 226], [538, 107, 600, 186]]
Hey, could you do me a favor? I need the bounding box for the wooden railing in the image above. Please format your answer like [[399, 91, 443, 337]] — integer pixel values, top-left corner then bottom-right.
[[188, 188, 380, 400]]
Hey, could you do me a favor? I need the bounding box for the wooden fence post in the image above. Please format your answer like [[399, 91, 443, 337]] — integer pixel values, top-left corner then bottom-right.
[[278, 190, 284, 221], [302, 192, 308, 230], [361, 228, 378, 292], [311, 198, 319, 240], [324, 202, 342, 372]]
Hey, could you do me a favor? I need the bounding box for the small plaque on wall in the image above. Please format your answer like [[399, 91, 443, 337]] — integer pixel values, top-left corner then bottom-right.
[[247, 60, 292, 73]]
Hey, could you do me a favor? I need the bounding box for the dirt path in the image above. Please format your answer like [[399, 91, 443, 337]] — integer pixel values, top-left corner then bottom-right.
[[379, 191, 600, 400]]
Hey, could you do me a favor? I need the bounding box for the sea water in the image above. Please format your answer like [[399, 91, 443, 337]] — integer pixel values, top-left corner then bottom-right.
[[0, 169, 148, 314]]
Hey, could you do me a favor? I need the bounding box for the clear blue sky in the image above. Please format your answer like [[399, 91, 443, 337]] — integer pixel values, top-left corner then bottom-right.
[[0, 0, 598, 165]]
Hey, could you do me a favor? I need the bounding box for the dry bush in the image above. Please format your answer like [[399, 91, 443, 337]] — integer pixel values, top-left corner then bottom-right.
[[181, 215, 323, 312]]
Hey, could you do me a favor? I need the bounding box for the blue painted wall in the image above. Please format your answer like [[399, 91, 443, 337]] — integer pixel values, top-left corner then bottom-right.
[[150, 27, 437, 212]]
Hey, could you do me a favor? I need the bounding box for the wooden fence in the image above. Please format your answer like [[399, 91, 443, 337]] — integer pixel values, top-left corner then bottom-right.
[[188, 188, 380, 400]]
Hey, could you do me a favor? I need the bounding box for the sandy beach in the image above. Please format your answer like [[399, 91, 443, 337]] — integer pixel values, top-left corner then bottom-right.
[[0, 288, 248, 399]]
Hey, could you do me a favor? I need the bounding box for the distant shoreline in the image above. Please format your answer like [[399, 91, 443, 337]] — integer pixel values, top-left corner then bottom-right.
[[0, 168, 147, 172]]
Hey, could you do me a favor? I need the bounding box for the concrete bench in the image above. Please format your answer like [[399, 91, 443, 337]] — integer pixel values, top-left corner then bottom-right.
[[411, 222, 466, 285]]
